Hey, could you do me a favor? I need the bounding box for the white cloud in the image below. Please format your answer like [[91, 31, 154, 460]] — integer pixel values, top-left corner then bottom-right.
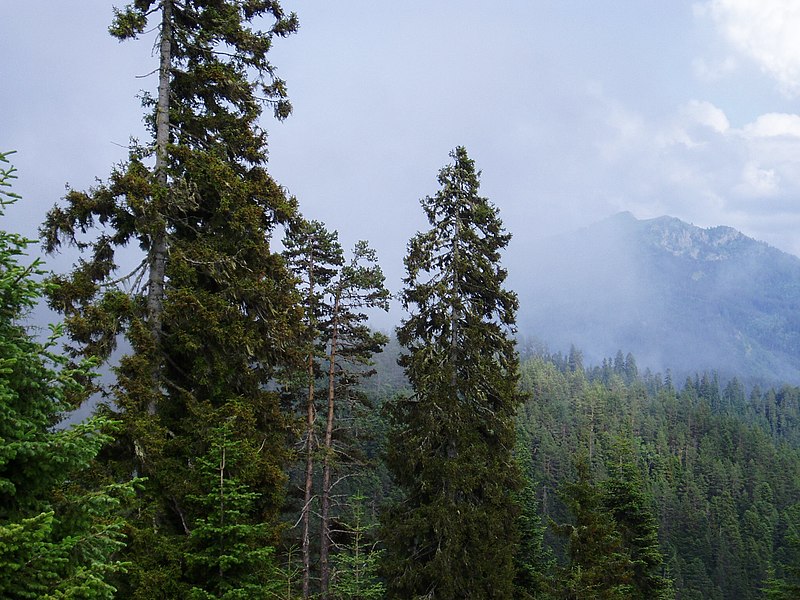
[[590, 92, 800, 248], [657, 100, 730, 148], [706, 0, 800, 95], [741, 112, 800, 138], [682, 100, 731, 133]]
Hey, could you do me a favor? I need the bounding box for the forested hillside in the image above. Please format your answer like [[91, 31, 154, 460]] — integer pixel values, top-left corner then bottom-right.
[[515, 350, 800, 599], [364, 343, 800, 599]]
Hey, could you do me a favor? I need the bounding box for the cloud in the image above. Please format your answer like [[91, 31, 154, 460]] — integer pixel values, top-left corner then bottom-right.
[[656, 100, 730, 149], [682, 100, 731, 133], [705, 0, 800, 95], [588, 94, 800, 253], [742, 112, 800, 138]]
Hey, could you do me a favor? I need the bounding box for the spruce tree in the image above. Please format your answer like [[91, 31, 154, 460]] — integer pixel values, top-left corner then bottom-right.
[[329, 493, 385, 600], [383, 146, 523, 599], [514, 430, 555, 600], [553, 456, 635, 600], [0, 152, 132, 598], [41, 3, 302, 595]]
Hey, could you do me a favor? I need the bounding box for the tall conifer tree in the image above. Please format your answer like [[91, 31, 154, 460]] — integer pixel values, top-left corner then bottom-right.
[[383, 146, 523, 599], [554, 456, 635, 600], [318, 240, 389, 598], [284, 225, 389, 599], [283, 219, 344, 598], [41, 2, 301, 595], [601, 437, 673, 599]]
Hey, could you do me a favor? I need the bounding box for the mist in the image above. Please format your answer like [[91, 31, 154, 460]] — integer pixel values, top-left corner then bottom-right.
[[510, 211, 800, 385]]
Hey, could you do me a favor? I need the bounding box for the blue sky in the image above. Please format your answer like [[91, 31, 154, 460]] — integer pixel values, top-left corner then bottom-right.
[[3, 0, 800, 302]]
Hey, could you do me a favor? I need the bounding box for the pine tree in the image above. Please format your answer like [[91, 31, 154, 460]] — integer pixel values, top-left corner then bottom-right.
[[284, 220, 344, 598], [40, 3, 302, 595], [184, 407, 282, 599], [382, 146, 523, 599], [330, 493, 385, 600], [284, 225, 389, 599], [318, 240, 389, 598], [514, 441, 556, 600], [0, 151, 132, 598]]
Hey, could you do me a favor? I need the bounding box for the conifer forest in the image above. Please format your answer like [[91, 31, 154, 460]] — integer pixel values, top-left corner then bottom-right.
[[4, 2, 800, 599]]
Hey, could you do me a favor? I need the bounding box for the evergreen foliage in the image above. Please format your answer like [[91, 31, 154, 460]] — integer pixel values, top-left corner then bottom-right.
[[40, 2, 302, 595], [329, 493, 385, 600], [553, 455, 635, 600], [283, 222, 389, 598], [284, 220, 344, 598], [515, 349, 800, 600], [383, 147, 523, 599], [184, 410, 281, 599], [0, 151, 132, 598], [600, 436, 672, 599], [513, 442, 556, 600]]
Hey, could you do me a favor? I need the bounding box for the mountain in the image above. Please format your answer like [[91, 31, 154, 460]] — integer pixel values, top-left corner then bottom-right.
[[513, 211, 800, 384]]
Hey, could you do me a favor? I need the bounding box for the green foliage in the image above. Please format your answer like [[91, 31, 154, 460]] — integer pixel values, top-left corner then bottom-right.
[[0, 151, 132, 598], [600, 436, 672, 599], [515, 349, 800, 600], [283, 220, 390, 598], [40, 2, 303, 596], [553, 455, 635, 600], [383, 147, 523, 599], [513, 440, 556, 600], [185, 410, 282, 599], [330, 493, 385, 600]]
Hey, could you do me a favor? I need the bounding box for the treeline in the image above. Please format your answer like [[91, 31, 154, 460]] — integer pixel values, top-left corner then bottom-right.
[[514, 348, 800, 599]]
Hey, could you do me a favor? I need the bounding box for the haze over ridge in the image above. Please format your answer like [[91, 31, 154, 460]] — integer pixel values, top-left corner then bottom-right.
[[513, 211, 800, 385]]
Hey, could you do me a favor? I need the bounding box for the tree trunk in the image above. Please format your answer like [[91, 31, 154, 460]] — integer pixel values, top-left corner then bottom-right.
[[146, 0, 172, 413], [319, 292, 341, 598], [302, 259, 317, 599], [302, 352, 315, 599]]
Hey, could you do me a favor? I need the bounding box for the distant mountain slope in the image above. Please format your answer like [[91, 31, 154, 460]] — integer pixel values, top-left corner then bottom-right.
[[513, 212, 800, 384]]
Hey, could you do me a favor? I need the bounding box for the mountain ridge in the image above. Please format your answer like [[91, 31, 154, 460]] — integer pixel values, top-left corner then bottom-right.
[[514, 212, 800, 384]]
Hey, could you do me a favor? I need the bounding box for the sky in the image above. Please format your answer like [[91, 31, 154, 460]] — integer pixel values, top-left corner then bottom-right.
[[3, 0, 800, 325]]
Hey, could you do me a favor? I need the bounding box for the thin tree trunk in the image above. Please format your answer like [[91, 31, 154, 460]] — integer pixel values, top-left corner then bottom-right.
[[146, 0, 172, 413], [302, 352, 315, 599], [319, 292, 341, 598], [302, 259, 317, 600]]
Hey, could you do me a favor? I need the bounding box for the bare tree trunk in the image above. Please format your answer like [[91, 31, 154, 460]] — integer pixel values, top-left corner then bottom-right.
[[146, 0, 172, 413], [302, 352, 315, 599], [302, 260, 317, 599], [319, 292, 341, 599]]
